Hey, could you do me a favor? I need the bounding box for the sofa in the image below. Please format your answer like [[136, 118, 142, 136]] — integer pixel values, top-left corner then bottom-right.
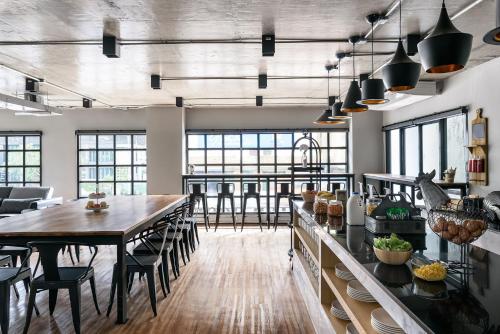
[[0, 186, 63, 218]]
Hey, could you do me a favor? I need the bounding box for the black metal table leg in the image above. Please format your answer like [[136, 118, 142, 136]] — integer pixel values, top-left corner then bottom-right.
[[266, 178, 271, 229], [116, 240, 127, 324]]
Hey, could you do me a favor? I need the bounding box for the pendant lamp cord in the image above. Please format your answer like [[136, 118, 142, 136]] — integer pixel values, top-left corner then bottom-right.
[[352, 43, 355, 81], [327, 67, 330, 105], [338, 60, 341, 102], [371, 20, 374, 75], [399, 0, 402, 41]]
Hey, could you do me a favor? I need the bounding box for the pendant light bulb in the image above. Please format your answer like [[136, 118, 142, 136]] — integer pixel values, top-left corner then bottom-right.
[[417, 0, 473, 73], [341, 39, 368, 113]]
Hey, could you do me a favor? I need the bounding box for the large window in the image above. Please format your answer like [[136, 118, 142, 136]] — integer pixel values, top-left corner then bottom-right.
[[77, 131, 147, 198], [0, 132, 41, 187], [186, 130, 349, 175]]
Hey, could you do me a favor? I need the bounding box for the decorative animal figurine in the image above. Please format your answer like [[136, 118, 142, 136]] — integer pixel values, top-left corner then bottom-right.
[[415, 170, 450, 211], [443, 167, 456, 183]]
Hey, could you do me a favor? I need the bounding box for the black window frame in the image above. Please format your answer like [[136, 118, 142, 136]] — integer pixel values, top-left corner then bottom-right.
[[0, 131, 42, 187], [76, 130, 147, 198]]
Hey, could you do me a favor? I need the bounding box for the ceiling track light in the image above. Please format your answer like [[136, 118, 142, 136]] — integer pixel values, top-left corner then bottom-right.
[[262, 34, 275, 56], [330, 54, 352, 121], [256, 96, 263, 106], [484, 0, 500, 45], [417, 0, 473, 73], [382, 1, 421, 92], [176, 97, 183, 107], [83, 98, 92, 108], [341, 36, 368, 113], [315, 65, 345, 125], [258, 73, 267, 89], [151, 74, 161, 89], [103, 34, 120, 58], [359, 14, 389, 105]]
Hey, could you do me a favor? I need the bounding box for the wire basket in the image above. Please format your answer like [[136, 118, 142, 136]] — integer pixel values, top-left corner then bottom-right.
[[427, 200, 489, 245]]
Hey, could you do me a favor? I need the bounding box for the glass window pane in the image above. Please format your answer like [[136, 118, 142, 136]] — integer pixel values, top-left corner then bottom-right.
[[390, 130, 400, 175], [404, 127, 420, 177], [0, 152, 4, 166], [206, 135, 222, 148], [331, 149, 346, 163], [207, 166, 223, 174], [134, 182, 147, 195], [25, 167, 40, 182], [224, 150, 240, 164], [0, 168, 5, 182], [330, 165, 347, 173], [312, 132, 328, 147], [224, 165, 240, 174], [188, 135, 204, 149], [79, 135, 96, 149], [25, 152, 40, 166], [206, 150, 222, 164], [116, 183, 132, 195], [224, 135, 240, 148], [188, 150, 205, 165], [25, 136, 40, 150], [446, 115, 466, 182], [260, 165, 275, 173], [98, 183, 114, 196], [98, 167, 114, 181], [7, 137, 23, 150], [79, 183, 97, 197], [0, 137, 5, 150], [242, 165, 258, 173], [242, 134, 258, 148], [133, 135, 147, 149], [98, 151, 114, 165], [7, 152, 23, 165], [242, 150, 258, 164], [7, 168, 23, 182], [98, 135, 114, 149], [116, 151, 131, 165], [276, 149, 292, 164], [330, 132, 347, 147], [116, 135, 132, 149], [276, 133, 292, 147], [422, 123, 440, 177], [260, 134, 274, 148], [260, 150, 274, 164], [134, 167, 147, 181], [134, 151, 147, 165], [79, 151, 97, 165], [80, 167, 96, 181], [116, 167, 131, 181]]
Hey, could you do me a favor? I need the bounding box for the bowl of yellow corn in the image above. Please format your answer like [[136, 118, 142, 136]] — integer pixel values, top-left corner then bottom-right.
[[413, 262, 447, 282]]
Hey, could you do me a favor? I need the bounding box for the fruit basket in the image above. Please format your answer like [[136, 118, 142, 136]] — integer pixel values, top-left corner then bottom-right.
[[428, 200, 489, 245]]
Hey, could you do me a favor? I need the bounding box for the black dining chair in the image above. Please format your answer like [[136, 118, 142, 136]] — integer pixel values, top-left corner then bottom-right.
[[107, 209, 181, 317], [0, 248, 38, 334], [23, 242, 100, 334]]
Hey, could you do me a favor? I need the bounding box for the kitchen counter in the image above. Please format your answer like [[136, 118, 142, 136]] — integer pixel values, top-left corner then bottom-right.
[[292, 200, 500, 334]]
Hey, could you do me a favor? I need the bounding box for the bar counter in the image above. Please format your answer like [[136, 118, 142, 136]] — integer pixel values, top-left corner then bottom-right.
[[292, 200, 500, 334]]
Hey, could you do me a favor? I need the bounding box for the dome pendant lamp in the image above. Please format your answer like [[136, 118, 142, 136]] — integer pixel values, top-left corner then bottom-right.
[[359, 14, 388, 105], [417, 0, 473, 73], [484, 0, 500, 45], [314, 65, 345, 125], [330, 53, 352, 121], [382, 1, 421, 92], [341, 37, 368, 113]]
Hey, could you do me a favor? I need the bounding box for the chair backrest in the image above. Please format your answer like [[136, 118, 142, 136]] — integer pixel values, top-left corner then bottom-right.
[[217, 183, 234, 194], [188, 183, 205, 195], [301, 182, 317, 192], [278, 183, 290, 194], [245, 183, 259, 194]]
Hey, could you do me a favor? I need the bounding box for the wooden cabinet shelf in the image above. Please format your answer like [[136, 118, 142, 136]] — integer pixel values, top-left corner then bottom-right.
[[295, 226, 319, 266], [322, 268, 380, 334], [294, 249, 319, 295], [321, 303, 350, 333]]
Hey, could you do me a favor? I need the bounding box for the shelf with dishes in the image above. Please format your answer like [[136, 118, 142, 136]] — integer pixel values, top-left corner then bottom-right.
[[294, 224, 319, 266]]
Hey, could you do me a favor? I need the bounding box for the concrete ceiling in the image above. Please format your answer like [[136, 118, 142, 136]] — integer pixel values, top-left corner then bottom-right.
[[0, 0, 498, 108]]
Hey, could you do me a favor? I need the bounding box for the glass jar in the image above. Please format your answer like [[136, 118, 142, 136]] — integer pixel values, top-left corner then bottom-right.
[[313, 197, 328, 214], [366, 198, 382, 216], [328, 200, 343, 217]]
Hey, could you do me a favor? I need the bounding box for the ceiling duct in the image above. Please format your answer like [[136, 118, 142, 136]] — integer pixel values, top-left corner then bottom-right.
[[369, 81, 439, 111], [0, 92, 61, 116]]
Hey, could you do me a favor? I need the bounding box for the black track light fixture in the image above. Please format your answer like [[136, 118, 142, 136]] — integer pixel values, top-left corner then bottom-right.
[[262, 34, 275, 56], [256, 96, 263, 106], [329, 54, 352, 121], [341, 36, 368, 113], [83, 98, 92, 108], [484, 0, 500, 45], [359, 14, 388, 105], [151, 75, 161, 89], [103, 35, 120, 58], [315, 65, 345, 125], [382, 1, 421, 92], [418, 0, 473, 73], [258, 73, 267, 89]]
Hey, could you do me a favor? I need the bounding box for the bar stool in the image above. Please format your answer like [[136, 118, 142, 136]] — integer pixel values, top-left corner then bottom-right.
[[241, 183, 262, 231], [215, 183, 236, 232], [328, 182, 345, 193], [273, 183, 291, 231], [188, 183, 210, 231]]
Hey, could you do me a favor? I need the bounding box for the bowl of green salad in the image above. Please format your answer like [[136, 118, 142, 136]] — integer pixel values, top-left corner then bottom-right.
[[373, 233, 413, 265]]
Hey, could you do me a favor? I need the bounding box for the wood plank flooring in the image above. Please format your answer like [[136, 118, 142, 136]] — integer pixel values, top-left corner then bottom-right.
[[8, 226, 314, 334]]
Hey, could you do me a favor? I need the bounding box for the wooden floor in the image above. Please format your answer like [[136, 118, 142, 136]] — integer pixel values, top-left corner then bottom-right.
[[8, 225, 314, 334]]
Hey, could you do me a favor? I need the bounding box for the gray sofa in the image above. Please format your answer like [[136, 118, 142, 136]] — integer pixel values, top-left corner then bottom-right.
[[0, 186, 63, 218]]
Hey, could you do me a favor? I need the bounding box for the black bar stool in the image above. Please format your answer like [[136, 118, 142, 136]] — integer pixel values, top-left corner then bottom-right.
[[273, 183, 291, 231], [188, 183, 210, 231], [215, 183, 236, 232], [241, 183, 262, 231], [328, 182, 345, 192]]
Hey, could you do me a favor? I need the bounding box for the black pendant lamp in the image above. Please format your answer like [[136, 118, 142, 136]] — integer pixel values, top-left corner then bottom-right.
[[330, 54, 352, 121], [341, 37, 368, 113], [418, 0, 473, 73], [314, 65, 345, 125], [484, 0, 500, 45], [359, 14, 388, 105], [382, 1, 421, 92]]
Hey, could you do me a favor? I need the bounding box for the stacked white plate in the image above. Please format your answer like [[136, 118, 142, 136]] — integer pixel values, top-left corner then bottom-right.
[[330, 300, 350, 320], [335, 263, 355, 281], [371, 308, 405, 334], [347, 280, 377, 303], [346, 322, 359, 334]]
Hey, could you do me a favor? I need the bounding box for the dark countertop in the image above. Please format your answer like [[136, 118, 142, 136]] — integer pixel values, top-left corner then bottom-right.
[[294, 200, 500, 334], [182, 173, 355, 178], [363, 173, 468, 187]]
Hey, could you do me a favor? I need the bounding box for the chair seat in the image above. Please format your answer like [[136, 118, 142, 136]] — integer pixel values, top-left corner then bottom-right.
[[133, 241, 174, 255], [33, 267, 93, 283], [125, 254, 162, 268], [0, 267, 30, 283], [0, 255, 11, 266]]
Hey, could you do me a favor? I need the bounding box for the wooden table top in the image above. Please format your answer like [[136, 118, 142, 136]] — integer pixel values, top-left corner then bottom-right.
[[0, 195, 186, 237]]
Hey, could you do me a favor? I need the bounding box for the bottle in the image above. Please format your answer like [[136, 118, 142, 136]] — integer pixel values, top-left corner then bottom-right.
[[477, 157, 485, 173], [346, 192, 365, 226], [472, 155, 478, 173]]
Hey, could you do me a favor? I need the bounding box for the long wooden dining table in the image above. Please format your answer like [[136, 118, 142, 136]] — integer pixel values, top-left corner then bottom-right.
[[0, 194, 187, 324]]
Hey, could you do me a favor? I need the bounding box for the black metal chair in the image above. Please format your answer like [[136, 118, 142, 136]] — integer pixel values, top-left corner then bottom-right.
[[215, 183, 237, 231], [107, 210, 182, 317], [186, 199, 200, 248], [188, 183, 210, 231], [241, 182, 262, 231], [274, 183, 291, 231], [23, 242, 100, 334], [0, 246, 30, 268], [0, 249, 38, 334]]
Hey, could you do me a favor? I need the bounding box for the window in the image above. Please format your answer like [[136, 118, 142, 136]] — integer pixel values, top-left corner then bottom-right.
[[186, 130, 349, 175], [404, 127, 420, 177], [389, 129, 401, 175], [0, 132, 42, 187], [77, 131, 147, 197], [422, 123, 441, 177], [446, 115, 466, 182]]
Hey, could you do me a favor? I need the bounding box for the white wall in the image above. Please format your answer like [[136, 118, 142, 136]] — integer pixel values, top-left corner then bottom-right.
[[383, 56, 500, 196], [0, 107, 183, 200]]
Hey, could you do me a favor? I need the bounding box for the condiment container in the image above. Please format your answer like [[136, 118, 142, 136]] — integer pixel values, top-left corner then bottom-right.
[[328, 200, 343, 216], [346, 192, 365, 226], [366, 198, 382, 216], [313, 197, 328, 214]]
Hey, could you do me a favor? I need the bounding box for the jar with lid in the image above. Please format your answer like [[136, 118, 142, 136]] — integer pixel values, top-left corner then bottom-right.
[[313, 197, 328, 214], [328, 200, 343, 217], [366, 198, 382, 216]]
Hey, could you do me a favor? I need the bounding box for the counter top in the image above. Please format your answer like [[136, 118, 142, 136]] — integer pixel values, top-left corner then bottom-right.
[[363, 173, 468, 187], [293, 200, 500, 334], [183, 173, 355, 178]]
